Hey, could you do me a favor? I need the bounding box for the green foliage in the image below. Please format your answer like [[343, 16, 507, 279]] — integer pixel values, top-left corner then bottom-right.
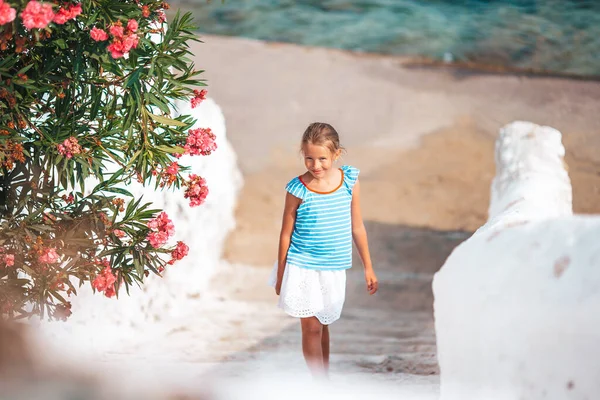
[[0, 0, 209, 320]]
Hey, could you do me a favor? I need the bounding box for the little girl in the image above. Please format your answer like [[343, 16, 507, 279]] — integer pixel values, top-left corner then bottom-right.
[[269, 122, 378, 376]]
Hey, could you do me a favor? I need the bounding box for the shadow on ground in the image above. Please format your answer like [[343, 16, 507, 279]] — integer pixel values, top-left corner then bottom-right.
[[213, 222, 472, 378]]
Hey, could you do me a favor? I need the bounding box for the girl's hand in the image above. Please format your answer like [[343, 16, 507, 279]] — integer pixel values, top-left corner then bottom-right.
[[365, 268, 378, 295], [275, 279, 282, 296]]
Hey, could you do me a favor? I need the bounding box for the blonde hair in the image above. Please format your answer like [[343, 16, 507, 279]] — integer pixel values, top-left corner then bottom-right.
[[301, 122, 345, 155]]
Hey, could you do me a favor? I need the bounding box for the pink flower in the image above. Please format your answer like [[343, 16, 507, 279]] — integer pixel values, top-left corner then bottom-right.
[[3, 254, 14, 267], [165, 161, 179, 176], [184, 127, 217, 156], [90, 26, 108, 41], [113, 229, 126, 238], [106, 40, 125, 59], [171, 241, 189, 261], [53, 4, 80, 24], [191, 89, 207, 108], [68, 3, 81, 18], [146, 212, 175, 247], [61, 193, 74, 203], [158, 212, 175, 236], [160, 161, 179, 187], [147, 231, 168, 248], [141, 5, 150, 18], [126, 19, 138, 32], [109, 24, 124, 38], [147, 219, 159, 230], [21, 1, 54, 30], [57, 137, 82, 159], [184, 174, 209, 207], [39, 248, 59, 264], [0, 0, 17, 25], [91, 275, 105, 291], [123, 33, 139, 49], [104, 285, 116, 298], [107, 33, 138, 59], [92, 265, 117, 298], [157, 9, 166, 23], [52, 7, 69, 24]]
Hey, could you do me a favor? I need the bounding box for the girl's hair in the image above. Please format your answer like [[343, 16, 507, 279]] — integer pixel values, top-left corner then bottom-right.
[[301, 122, 345, 155]]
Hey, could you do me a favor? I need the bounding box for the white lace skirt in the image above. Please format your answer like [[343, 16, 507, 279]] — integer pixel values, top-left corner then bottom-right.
[[268, 263, 347, 325]]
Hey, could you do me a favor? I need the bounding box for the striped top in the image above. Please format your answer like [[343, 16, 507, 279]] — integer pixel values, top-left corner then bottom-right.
[[285, 165, 359, 271]]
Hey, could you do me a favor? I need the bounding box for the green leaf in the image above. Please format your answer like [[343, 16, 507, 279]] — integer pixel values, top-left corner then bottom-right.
[[89, 87, 102, 120], [156, 145, 185, 154], [148, 113, 187, 127], [104, 187, 134, 197], [145, 92, 170, 114], [125, 68, 143, 89], [54, 39, 68, 50], [50, 290, 68, 303], [16, 64, 35, 75]]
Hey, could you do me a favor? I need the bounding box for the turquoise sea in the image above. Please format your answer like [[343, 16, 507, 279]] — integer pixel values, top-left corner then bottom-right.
[[184, 0, 600, 77]]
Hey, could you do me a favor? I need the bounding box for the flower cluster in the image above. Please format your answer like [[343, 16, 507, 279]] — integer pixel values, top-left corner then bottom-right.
[[52, 3, 81, 25], [184, 127, 217, 156], [90, 19, 139, 59], [0, 0, 210, 320], [191, 89, 207, 108], [90, 26, 108, 41], [112, 198, 125, 212], [21, 1, 54, 29], [0, 140, 25, 169], [38, 247, 60, 264], [57, 137, 82, 159], [0, 87, 16, 108], [92, 264, 117, 298], [53, 302, 72, 320], [146, 211, 175, 248], [62, 193, 74, 204], [184, 174, 208, 207], [3, 254, 15, 266], [106, 20, 139, 58], [113, 229, 126, 238], [11, 1, 82, 30], [2, 251, 14, 267], [168, 241, 189, 264], [0, 0, 16, 25], [157, 161, 179, 187]]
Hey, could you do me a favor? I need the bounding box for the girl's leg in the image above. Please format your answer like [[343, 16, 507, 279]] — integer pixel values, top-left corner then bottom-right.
[[322, 324, 330, 373], [300, 317, 325, 376]]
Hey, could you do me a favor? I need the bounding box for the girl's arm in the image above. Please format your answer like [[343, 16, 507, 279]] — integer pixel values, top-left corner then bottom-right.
[[276, 192, 301, 295], [351, 179, 378, 295]]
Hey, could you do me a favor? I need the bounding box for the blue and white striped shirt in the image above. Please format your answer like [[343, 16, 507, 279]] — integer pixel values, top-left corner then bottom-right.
[[285, 165, 359, 271]]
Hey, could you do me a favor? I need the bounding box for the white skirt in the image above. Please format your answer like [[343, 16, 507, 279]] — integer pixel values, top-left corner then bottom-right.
[[268, 263, 347, 325]]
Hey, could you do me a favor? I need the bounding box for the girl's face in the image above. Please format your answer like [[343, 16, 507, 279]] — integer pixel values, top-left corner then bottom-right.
[[302, 142, 340, 179]]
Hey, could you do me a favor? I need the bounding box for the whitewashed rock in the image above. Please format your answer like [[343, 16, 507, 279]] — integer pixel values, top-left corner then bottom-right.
[[488, 121, 572, 224], [433, 121, 600, 400]]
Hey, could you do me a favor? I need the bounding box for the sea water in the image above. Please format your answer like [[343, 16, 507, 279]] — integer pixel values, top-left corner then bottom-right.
[[181, 0, 600, 76]]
